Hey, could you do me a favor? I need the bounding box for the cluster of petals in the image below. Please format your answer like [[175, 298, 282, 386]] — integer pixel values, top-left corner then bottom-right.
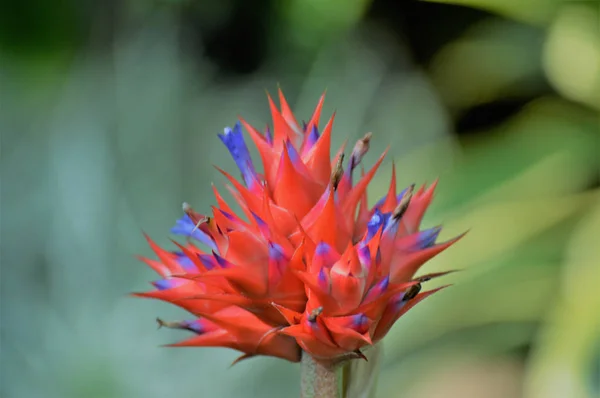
[[135, 91, 462, 365]]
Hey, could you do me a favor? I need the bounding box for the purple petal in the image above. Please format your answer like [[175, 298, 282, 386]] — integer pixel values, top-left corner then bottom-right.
[[268, 242, 285, 261], [364, 275, 389, 302], [212, 252, 230, 268], [366, 209, 390, 241], [172, 251, 197, 271], [317, 268, 328, 289], [153, 278, 186, 290], [351, 313, 369, 331], [416, 227, 442, 249], [265, 126, 273, 146], [171, 214, 217, 251], [285, 139, 304, 169], [304, 125, 320, 153], [218, 122, 257, 188], [198, 254, 216, 270], [181, 319, 204, 334], [357, 244, 371, 268]]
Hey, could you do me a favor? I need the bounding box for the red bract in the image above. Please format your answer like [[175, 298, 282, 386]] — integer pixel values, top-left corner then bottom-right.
[[134, 91, 463, 365]]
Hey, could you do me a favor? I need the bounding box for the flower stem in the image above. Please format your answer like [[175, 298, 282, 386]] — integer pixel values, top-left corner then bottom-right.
[[300, 352, 343, 398]]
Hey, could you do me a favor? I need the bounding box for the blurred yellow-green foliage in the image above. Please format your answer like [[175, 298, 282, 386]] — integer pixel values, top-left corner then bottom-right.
[[1, 0, 598, 397]]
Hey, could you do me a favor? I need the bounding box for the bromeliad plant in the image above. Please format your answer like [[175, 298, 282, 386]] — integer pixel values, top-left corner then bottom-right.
[[134, 91, 462, 397]]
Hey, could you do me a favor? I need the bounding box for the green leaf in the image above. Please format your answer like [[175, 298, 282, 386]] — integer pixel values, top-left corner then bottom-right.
[[430, 18, 545, 111], [282, 0, 372, 49], [522, 202, 600, 398], [543, 4, 600, 110], [421, 0, 563, 26]]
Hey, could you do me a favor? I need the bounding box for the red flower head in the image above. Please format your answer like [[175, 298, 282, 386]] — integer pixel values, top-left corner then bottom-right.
[[135, 91, 463, 365]]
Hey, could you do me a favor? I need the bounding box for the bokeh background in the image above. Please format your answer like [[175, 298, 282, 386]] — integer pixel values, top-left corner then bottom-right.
[[1, 0, 599, 397]]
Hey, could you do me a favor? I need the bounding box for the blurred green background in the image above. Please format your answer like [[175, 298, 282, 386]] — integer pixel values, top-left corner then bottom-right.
[[1, 0, 599, 397]]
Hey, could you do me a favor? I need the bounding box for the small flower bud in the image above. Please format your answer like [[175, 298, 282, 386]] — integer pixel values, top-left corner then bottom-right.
[[402, 283, 422, 302], [308, 307, 324, 322], [350, 132, 372, 170], [331, 153, 345, 190], [392, 184, 414, 220]]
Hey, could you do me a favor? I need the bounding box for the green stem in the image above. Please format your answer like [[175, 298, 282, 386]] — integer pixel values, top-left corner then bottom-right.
[[300, 352, 343, 398]]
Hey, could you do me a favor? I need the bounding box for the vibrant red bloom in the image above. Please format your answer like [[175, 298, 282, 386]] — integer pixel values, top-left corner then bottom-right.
[[135, 90, 462, 364]]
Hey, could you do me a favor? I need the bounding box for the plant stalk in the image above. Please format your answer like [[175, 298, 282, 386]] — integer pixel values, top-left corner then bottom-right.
[[300, 352, 343, 398]]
